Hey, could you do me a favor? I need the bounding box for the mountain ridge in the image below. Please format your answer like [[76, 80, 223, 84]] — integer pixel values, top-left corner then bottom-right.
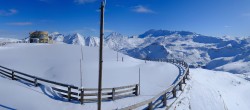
[[2, 29, 249, 74]]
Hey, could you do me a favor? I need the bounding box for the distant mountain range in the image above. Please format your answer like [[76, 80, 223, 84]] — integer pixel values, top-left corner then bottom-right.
[[47, 29, 250, 74], [1, 29, 250, 74]]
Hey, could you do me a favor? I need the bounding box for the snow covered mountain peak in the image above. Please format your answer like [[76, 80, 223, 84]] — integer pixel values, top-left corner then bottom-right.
[[138, 29, 196, 38], [63, 33, 85, 45], [106, 32, 125, 38], [14, 30, 250, 74], [73, 33, 83, 38], [49, 32, 64, 43], [85, 36, 99, 46], [50, 32, 60, 35]]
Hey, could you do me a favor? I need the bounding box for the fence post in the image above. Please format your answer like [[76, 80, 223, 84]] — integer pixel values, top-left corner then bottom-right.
[[80, 88, 84, 104], [179, 81, 183, 91], [162, 93, 167, 106], [148, 101, 153, 110], [172, 87, 176, 98], [183, 77, 186, 84], [135, 84, 139, 96], [34, 78, 38, 87], [112, 88, 115, 100], [11, 71, 15, 80], [68, 86, 71, 101]]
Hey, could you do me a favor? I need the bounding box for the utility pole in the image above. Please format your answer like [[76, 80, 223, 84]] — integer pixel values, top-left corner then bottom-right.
[[98, 0, 105, 110]]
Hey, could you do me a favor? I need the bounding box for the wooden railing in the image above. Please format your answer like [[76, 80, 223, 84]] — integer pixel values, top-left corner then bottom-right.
[[120, 59, 189, 110], [0, 65, 138, 104], [0, 41, 27, 46], [52, 84, 138, 104], [0, 58, 189, 108]]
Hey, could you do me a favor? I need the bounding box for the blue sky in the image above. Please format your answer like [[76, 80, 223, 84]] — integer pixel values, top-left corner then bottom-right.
[[0, 0, 250, 38]]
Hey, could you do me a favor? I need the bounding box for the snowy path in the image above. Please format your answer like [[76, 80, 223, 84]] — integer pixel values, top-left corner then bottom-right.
[[0, 44, 180, 110], [169, 68, 250, 110]]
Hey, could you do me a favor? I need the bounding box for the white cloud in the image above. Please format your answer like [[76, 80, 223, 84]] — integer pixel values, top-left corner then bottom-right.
[[132, 5, 155, 14], [224, 25, 232, 28], [0, 9, 18, 16], [70, 27, 98, 35], [242, 13, 250, 17], [6, 22, 33, 26], [96, 9, 100, 12], [74, 0, 96, 4], [104, 29, 114, 33]]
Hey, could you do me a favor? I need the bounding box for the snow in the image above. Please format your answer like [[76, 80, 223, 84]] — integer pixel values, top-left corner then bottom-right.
[[0, 38, 21, 43], [49, 32, 65, 43], [0, 43, 179, 110], [64, 33, 85, 45], [41, 30, 250, 74], [1, 29, 250, 109], [216, 61, 250, 74], [170, 68, 250, 110]]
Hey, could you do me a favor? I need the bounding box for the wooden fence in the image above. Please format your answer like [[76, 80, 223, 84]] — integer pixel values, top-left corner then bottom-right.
[[120, 59, 189, 110], [0, 58, 189, 108], [0, 65, 138, 104], [52, 84, 138, 104], [0, 41, 27, 46]]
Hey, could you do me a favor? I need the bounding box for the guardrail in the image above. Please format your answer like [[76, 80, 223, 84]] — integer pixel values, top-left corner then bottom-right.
[[0, 65, 138, 104], [0, 58, 188, 108], [52, 84, 138, 104], [120, 59, 189, 110], [0, 41, 27, 46]]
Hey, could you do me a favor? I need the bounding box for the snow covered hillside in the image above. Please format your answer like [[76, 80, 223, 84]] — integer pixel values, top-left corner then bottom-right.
[[170, 68, 250, 110], [0, 43, 180, 110], [47, 29, 250, 74], [0, 38, 21, 43], [49, 32, 100, 46], [1, 43, 250, 110]]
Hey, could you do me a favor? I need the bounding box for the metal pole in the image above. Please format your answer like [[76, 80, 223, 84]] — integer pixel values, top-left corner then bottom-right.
[[98, 1, 105, 110], [80, 59, 82, 88], [139, 67, 141, 95], [81, 45, 84, 60], [80, 45, 83, 88]]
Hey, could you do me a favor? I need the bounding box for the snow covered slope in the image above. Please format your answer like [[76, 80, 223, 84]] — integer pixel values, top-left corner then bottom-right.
[[4, 29, 250, 74], [49, 32, 65, 43], [0, 38, 21, 43], [101, 30, 250, 74], [63, 33, 85, 45], [0, 43, 179, 110], [170, 68, 250, 110], [1, 43, 250, 110]]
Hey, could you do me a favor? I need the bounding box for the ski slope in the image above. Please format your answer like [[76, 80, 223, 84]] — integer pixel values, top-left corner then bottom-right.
[[0, 43, 179, 110], [170, 68, 250, 110]]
